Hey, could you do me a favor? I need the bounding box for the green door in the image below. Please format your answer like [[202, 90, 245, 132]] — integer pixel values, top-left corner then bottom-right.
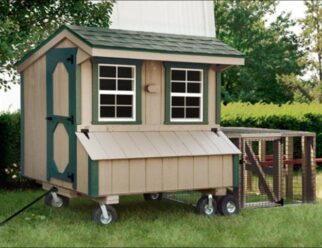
[[46, 48, 77, 188]]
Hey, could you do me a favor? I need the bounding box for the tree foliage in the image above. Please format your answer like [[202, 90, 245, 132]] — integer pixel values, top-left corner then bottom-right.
[[299, 0, 322, 102], [0, 0, 113, 90], [215, 0, 305, 104]]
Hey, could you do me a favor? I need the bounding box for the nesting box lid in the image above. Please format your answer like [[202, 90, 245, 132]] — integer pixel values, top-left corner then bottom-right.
[[76, 130, 240, 161]]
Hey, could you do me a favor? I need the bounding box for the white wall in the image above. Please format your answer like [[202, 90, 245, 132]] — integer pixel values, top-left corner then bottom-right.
[[110, 0, 216, 37]]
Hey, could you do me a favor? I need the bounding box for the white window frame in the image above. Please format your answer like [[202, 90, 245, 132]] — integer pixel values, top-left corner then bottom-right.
[[98, 64, 136, 122], [170, 68, 203, 122]]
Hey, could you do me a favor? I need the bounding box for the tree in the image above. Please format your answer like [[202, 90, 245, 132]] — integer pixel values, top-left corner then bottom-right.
[[300, 0, 322, 102], [0, 0, 113, 90], [214, 0, 305, 104]]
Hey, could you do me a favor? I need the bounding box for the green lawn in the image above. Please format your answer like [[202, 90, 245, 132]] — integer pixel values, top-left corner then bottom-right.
[[1, 190, 322, 247]]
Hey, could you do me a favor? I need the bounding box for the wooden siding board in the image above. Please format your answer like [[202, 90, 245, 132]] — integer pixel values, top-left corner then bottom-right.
[[146, 158, 162, 191], [193, 156, 209, 188], [129, 159, 146, 193], [222, 155, 233, 187], [24, 56, 47, 181], [111, 160, 130, 194], [99, 160, 112, 195], [209, 156, 223, 187], [178, 157, 194, 189], [162, 157, 178, 190]]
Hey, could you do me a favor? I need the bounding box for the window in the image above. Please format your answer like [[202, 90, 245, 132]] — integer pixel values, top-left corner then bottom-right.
[[170, 68, 203, 122], [98, 64, 136, 121]]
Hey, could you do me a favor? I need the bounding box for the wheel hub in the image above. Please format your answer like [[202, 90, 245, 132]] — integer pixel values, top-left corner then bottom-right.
[[150, 193, 160, 200], [52, 197, 63, 208], [204, 204, 214, 215], [100, 212, 112, 225], [226, 201, 236, 214]]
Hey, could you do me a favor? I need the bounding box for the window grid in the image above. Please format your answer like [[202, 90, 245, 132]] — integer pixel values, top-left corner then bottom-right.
[[98, 64, 136, 121], [170, 68, 203, 122]]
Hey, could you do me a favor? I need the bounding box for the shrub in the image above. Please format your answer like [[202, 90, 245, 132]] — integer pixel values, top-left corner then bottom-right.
[[222, 102, 322, 158], [0, 111, 36, 188]]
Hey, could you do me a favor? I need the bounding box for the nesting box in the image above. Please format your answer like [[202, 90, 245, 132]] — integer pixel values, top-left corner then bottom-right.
[[17, 25, 245, 224]]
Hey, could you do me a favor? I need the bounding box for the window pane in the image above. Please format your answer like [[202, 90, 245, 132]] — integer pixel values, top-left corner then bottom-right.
[[100, 66, 116, 77], [100, 79, 116, 90], [172, 97, 184, 106], [188, 70, 201, 81], [187, 83, 201, 93], [186, 108, 200, 118], [171, 70, 185, 81], [118, 79, 132, 91], [117, 95, 132, 105], [100, 94, 115, 105], [172, 107, 184, 118], [186, 97, 200, 107], [100, 106, 115, 118], [118, 67, 133, 78], [117, 106, 132, 118], [171, 82, 185, 93]]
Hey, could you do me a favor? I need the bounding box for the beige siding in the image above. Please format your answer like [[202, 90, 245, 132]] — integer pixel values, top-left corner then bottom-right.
[[24, 56, 47, 181], [209, 68, 216, 126], [81, 60, 92, 126], [76, 140, 88, 194], [77, 60, 220, 132], [98, 154, 233, 196]]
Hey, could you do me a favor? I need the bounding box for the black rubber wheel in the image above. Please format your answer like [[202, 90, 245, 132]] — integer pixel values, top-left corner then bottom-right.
[[217, 195, 239, 216], [143, 193, 163, 201], [44, 193, 69, 208], [92, 205, 118, 225], [196, 195, 217, 216]]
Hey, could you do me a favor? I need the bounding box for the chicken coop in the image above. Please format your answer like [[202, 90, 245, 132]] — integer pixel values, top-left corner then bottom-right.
[[16, 25, 246, 224]]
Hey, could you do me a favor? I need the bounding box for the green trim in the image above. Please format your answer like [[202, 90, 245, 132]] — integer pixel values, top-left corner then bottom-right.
[[216, 72, 222, 124], [233, 154, 240, 188], [46, 47, 78, 189], [20, 73, 24, 176], [16, 25, 244, 67], [88, 158, 99, 197], [76, 64, 82, 125], [164, 62, 210, 125], [92, 57, 143, 124]]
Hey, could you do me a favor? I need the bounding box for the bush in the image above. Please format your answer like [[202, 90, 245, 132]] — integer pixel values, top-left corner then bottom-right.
[[0, 111, 36, 188], [222, 102, 322, 158]]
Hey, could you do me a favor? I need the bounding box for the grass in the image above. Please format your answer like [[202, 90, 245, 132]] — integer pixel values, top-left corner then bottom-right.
[[1, 190, 322, 247]]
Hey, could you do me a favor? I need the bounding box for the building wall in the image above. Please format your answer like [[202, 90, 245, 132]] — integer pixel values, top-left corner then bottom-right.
[[78, 60, 218, 132], [110, 1, 216, 37], [98, 155, 233, 196]]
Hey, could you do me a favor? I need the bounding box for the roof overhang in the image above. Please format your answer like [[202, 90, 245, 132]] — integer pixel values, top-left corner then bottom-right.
[[17, 27, 244, 72]]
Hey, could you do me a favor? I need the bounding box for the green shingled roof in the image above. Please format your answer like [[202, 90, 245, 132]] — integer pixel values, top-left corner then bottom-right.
[[17, 25, 244, 66]]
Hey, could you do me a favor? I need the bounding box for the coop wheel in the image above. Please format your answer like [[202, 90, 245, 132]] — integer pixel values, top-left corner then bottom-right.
[[44, 193, 69, 208], [92, 205, 118, 225], [196, 195, 217, 216], [143, 193, 163, 201], [218, 195, 239, 216]]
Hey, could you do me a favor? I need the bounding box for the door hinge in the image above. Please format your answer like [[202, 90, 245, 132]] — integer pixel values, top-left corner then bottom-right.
[[66, 54, 74, 64], [67, 115, 74, 124], [67, 172, 74, 183], [46, 116, 53, 121]]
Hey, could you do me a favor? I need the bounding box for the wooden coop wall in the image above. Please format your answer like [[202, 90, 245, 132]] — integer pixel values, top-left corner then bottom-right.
[[78, 60, 218, 132], [97, 155, 233, 196], [22, 38, 83, 188]]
